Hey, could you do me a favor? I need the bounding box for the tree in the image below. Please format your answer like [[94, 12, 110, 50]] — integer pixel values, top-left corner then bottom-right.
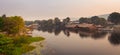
[[91, 16, 107, 26], [2, 14, 6, 19], [91, 16, 99, 24], [54, 17, 61, 25], [79, 16, 107, 26], [66, 17, 70, 22], [0, 14, 7, 30], [79, 17, 89, 23], [47, 19, 54, 27], [108, 12, 120, 24], [2, 16, 25, 35], [63, 17, 71, 25], [0, 17, 4, 30], [25, 21, 34, 25]]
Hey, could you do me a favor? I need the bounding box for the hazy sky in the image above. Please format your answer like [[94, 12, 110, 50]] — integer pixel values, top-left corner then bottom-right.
[[0, 0, 120, 20]]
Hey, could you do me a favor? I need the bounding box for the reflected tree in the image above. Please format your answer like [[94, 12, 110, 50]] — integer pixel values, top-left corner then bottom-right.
[[79, 32, 89, 38], [54, 29, 61, 36], [63, 29, 70, 37], [47, 29, 53, 33], [108, 32, 120, 45], [91, 31, 108, 39]]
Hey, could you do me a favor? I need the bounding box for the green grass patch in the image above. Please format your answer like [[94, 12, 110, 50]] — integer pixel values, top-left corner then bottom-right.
[[0, 34, 45, 55], [28, 37, 45, 43]]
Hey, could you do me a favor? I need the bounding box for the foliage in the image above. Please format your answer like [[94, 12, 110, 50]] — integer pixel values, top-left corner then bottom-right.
[[0, 15, 25, 35], [0, 17, 4, 30], [108, 12, 120, 24], [63, 17, 71, 25], [28, 37, 45, 43], [0, 15, 45, 55], [25, 21, 34, 26], [54, 17, 61, 25], [79, 16, 107, 26], [40, 19, 54, 29], [0, 34, 45, 55], [2, 16, 25, 35], [91, 16, 107, 26], [79, 17, 90, 24]]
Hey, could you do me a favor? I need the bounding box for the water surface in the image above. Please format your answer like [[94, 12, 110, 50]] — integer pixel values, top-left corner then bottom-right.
[[32, 29, 120, 55]]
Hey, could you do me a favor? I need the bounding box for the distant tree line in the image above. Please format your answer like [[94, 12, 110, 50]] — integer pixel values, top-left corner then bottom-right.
[[79, 12, 120, 26], [79, 16, 107, 26], [25, 17, 71, 30], [25, 12, 120, 30]]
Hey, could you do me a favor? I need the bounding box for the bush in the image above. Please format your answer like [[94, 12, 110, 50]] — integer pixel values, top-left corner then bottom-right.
[[0, 34, 45, 55]]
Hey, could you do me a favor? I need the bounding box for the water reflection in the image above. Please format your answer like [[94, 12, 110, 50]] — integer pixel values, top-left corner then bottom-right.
[[79, 31, 91, 38], [37, 28, 108, 39], [37, 28, 120, 46], [109, 31, 120, 45], [91, 31, 108, 39], [34, 28, 120, 55], [63, 29, 70, 37], [54, 28, 62, 36]]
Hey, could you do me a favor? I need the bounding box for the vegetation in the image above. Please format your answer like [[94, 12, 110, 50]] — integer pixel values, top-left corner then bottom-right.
[[0, 14, 45, 55], [25, 21, 34, 26], [79, 16, 107, 26], [108, 12, 120, 24], [33, 17, 71, 30], [0, 15, 25, 35], [0, 34, 45, 55]]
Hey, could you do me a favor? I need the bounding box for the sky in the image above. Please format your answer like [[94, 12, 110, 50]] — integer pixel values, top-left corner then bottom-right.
[[0, 0, 120, 21]]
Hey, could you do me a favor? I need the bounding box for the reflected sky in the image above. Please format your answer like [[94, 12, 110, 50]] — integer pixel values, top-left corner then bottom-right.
[[32, 29, 120, 55], [0, 0, 120, 20]]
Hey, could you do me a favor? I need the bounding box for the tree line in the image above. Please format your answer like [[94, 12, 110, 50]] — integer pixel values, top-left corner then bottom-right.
[[25, 17, 71, 30], [25, 12, 120, 30], [79, 16, 107, 26]]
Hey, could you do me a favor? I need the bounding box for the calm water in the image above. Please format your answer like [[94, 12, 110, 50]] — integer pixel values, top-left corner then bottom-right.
[[31, 29, 120, 55]]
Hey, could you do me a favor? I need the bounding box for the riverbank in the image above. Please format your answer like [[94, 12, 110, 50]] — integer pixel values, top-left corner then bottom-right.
[[0, 34, 45, 55]]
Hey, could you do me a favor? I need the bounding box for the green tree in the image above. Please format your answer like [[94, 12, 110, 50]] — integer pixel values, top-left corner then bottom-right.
[[91, 16, 99, 24], [79, 17, 89, 23], [2, 16, 25, 35], [91, 16, 107, 26], [79, 16, 107, 26], [108, 12, 120, 24], [0, 14, 7, 30], [54, 17, 61, 25], [25, 21, 34, 25], [0, 17, 4, 30], [47, 19, 54, 27], [66, 17, 70, 22], [63, 17, 71, 25]]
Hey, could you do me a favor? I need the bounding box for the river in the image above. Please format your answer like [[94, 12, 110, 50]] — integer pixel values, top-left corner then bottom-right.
[[30, 29, 120, 55]]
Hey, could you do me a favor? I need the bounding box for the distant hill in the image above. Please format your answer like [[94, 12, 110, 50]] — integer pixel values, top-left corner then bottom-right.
[[98, 14, 109, 20], [70, 14, 110, 21]]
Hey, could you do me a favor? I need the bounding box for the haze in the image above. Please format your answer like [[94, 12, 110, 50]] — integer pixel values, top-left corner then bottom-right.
[[0, 0, 120, 20]]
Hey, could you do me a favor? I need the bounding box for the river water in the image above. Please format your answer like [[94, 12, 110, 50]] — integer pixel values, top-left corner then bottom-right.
[[31, 29, 120, 55]]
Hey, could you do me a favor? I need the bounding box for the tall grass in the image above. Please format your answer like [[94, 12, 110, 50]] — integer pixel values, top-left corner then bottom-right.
[[0, 34, 45, 55]]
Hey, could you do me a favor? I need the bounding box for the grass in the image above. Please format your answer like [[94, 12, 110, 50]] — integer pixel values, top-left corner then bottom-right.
[[0, 34, 45, 55], [28, 37, 45, 43]]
